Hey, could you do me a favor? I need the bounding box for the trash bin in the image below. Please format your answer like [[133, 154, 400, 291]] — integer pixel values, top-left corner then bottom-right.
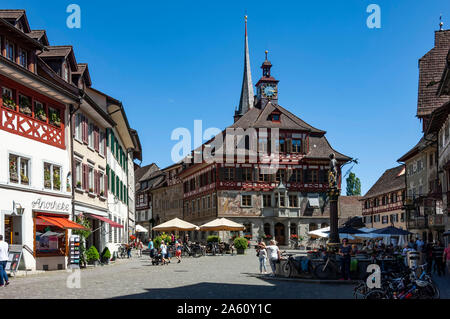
[[407, 251, 419, 269]]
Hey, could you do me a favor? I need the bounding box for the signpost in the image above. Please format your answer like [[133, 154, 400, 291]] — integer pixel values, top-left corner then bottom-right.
[[5, 244, 23, 276]]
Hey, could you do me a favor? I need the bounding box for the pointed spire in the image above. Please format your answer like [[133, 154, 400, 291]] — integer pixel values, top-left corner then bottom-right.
[[237, 15, 254, 116]]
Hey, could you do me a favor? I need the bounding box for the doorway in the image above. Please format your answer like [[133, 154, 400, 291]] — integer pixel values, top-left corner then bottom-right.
[[275, 223, 285, 245]]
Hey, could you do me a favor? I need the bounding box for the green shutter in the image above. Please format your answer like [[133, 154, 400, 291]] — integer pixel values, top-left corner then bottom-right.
[[111, 171, 115, 194], [106, 129, 109, 147]]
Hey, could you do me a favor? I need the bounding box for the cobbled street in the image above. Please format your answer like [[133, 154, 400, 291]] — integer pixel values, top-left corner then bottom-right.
[[0, 250, 356, 299]]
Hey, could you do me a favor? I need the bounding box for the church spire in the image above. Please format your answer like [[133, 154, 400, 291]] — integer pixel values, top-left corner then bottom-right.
[[236, 15, 254, 118]]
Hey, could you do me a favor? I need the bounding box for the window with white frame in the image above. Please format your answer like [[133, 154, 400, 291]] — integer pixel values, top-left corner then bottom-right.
[[75, 161, 82, 189], [88, 166, 94, 193], [99, 171, 105, 196], [44, 162, 62, 191], [9, 154, 30, 185], [75, 113, 83, 141], [88, 123, 94, 148], [99, 130, 105, 155]]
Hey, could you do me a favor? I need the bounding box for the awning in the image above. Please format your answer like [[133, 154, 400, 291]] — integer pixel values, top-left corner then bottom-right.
[[37, 216, 87, 230], [89, 214, 123, 228], [308, 197, 320, 208]]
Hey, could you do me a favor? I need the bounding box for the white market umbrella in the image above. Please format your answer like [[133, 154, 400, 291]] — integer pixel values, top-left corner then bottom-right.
[[135, 225, 148, 233], [199, 218, 245, 231], [307, 227, 355, 240], [153, 218, 199, 232]]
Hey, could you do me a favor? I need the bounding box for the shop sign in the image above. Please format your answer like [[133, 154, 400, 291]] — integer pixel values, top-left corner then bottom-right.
[[31, 198, 70, 213]]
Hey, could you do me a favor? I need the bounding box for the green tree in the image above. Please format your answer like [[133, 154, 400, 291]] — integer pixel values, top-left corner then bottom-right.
[[346, 172, 361, 196]]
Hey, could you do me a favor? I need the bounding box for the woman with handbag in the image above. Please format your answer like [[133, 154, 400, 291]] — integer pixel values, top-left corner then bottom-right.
[[266, 240, 281, 277]]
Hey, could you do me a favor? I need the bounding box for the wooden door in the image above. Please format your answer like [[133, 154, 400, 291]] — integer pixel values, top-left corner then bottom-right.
[[275, 223, 285, 245]]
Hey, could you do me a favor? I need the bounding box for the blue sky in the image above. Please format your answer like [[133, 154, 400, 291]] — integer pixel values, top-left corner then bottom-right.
[[6, 0, 450, 194]]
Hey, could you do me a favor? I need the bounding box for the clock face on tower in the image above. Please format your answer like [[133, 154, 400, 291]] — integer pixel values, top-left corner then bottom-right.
[[262, 84, 277, 99]]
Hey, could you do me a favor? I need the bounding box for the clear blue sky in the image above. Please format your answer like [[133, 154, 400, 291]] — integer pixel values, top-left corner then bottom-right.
[[6, 0, 450, 194]]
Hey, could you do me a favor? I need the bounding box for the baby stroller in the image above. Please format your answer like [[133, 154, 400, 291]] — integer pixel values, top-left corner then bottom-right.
[[151, 250, 163, 265]]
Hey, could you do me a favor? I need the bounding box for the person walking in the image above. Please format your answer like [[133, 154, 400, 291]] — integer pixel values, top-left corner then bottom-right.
[[432, 240, 445, 276], [148, 238, 155, 259], [136, 240, 143, 258], [175, 239, 183, 263], [0, 235, 10, 287], [160, 240, 168, 265], [444, 242, 450, 277], [257, 242, 268, 274], [339, 238, 353, 280], [266, 240, 280, 277], [126, 243, 132, 259], [424, 241, 434, 274]]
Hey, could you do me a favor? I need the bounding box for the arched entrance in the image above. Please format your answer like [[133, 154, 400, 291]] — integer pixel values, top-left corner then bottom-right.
[[275, 223, 285, 245]]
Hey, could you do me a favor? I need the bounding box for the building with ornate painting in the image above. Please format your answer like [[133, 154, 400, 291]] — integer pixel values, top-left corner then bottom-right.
[[178, 18, 351, 246]]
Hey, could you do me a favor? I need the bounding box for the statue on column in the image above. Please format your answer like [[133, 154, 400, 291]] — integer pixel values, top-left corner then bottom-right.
[[328, 153, 339, 189]]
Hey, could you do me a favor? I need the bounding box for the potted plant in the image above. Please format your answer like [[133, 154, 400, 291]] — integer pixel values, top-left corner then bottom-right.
[[35, 107, 47, 122], [86, 246, 100, 266], [50, 110, 61, 127], [290, 234, 299, 240], [234, 237, 248, 255], [101, 247, 111, 264], [100, 191, 105, 197], [18, 95, 32, 116], [2, 94, 16, 110], [20, 173, 29, 185], [89, 187, 94, 193], [76, 181, 81, 189]]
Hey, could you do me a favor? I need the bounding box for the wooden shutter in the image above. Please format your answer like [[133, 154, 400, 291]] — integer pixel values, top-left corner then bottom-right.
[[103, 131, 107, 157], [71, 113, 76, 137], [94, 126, 99, 152], [82, 164, 87, 190], [104, 174, 108, 198]]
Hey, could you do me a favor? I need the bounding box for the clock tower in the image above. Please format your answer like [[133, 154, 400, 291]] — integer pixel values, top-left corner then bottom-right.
[[255, 51, 279, 109]]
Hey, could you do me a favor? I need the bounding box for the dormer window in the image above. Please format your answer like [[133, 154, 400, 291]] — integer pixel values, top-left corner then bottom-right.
[[6, 40, 14, 61], [269, 112, 281, 122], [63, 63, 69, 82], [292, 139, 302, 153], [19, 49, 27, 68]]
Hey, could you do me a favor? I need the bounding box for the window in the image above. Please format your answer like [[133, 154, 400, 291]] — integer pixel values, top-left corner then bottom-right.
[[6, 40, 14, 61], [292, 139, 302, 153], [276, 169, 286, 182], [259, 169, 270, 182], [224, 167, 234, 181], [63, 63, 69, 82], [241, 194, 252, 207], [88, 167, 94, 193], [99, 171, 105, 196], [382, 215, 388, 224], [306, 169, 318, 183], [291, 169, 302, 183], [243, 168, 252, 181], [279, 195, 285, 207], [290, 223, 297, 235], [75, 161, 82, 189], [18, 48, 27, 68], [18, 94, 32, 116], [263, 194, 271, 207], [88, 123, 94, 148], [258, 137, 268, 153], [264, 223, 271, 236], [289, 195, 298, 207], [271, 114, 280, 122], [44, 163, 62, 191], [48, 107, 61, 127], [9, 154, 30, 185]]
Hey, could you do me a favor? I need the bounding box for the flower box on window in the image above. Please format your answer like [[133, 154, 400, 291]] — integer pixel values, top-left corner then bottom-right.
[[18, 94, 32, 117], [49, 107, 61, 127], [34, 101, 47, 122], [2, 94, 16, 110]]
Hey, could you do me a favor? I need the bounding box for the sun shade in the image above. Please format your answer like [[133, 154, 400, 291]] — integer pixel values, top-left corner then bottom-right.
[[37, 216, 87, 230], [89, 214, 124, 228], [199, 218, 245, 231], [153, 218, 199, 232]]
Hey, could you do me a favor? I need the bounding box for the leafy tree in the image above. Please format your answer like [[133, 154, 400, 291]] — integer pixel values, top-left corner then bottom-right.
[[346, 172, 361, 196]]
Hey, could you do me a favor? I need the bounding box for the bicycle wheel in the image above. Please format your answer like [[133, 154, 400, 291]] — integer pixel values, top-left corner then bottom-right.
[[314, 262, 335, 280], [282, 261, 292, 278], [365, 289, 388, 299]]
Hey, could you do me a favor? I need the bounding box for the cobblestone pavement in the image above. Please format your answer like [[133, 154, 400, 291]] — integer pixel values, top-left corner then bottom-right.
[[0, 249, 355, 299]]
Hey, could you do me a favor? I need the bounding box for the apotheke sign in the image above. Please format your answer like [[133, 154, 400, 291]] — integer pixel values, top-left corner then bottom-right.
[[32, 198, 70, 212]]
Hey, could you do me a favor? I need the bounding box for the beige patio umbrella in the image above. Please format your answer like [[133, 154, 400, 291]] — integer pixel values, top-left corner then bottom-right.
[[152, 218, 199, 232], [199, 218, 245, 231], [199, 218, 245, 247]]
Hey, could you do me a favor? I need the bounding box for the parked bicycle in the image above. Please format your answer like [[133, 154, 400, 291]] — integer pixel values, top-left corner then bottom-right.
[[314, 251, 341, 280], [281, 252, 314, 278]]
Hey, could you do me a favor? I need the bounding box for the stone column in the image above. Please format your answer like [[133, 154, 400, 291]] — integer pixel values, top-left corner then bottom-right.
[[287, 220, 291, 245]]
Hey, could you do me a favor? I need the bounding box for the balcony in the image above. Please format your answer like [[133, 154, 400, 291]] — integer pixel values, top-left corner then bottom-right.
[[406, 216, 427, 230], [428, 214, 445, 228]]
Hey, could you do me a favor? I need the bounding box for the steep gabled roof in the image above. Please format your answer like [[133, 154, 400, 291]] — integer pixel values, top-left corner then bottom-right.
[[27, 30, 49, 46], [0, 9, 30, 33], [39, 46, 78, 71], [231, 101, 325, 133], [363, 166, 405, 199], [417, 30, 450, 118], [73, 63, 92, 87], [305, 135, 351, 162]]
